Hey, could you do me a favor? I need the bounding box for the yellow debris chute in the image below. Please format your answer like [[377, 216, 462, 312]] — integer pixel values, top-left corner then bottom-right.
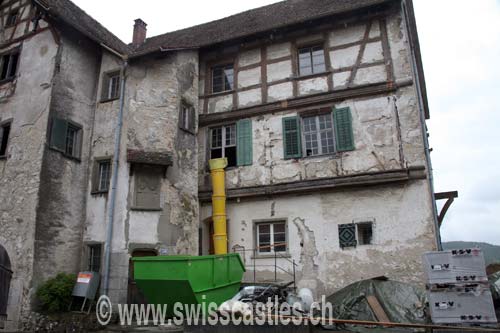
[[209, 158, 228, 255]]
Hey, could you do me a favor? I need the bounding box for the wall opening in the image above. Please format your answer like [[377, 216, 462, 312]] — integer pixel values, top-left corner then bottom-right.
[[0, 244, 12, 328], [127, 249, 157, 305]]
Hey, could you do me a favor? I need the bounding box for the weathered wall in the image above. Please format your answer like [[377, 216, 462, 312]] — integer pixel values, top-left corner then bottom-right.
[[199, 86, 424, 190], [197, 10, 422, 190], [199, 13, 408, 115], [198, 7, 437, 296], [200, 179, 437, 297], [0, 26, 57, 330], [33, 25, 102, 286], [84, 50, 200, 304]]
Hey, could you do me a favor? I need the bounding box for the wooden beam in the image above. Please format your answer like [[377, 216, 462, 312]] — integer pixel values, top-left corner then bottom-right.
[[366, 295, 390, 322], [199, 80, 412, 127], [199, 166, 426, 202], [435, 191, 458, 227]]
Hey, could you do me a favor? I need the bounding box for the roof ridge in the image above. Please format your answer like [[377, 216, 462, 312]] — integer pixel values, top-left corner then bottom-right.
[[141, 0, 286, 45]]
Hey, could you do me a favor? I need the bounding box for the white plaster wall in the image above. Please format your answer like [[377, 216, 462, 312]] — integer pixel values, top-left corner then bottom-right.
[[200, 179, 437, 297]]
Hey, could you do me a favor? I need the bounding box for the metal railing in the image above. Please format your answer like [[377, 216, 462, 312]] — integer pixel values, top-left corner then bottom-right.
[[232, 243, 297, 289]]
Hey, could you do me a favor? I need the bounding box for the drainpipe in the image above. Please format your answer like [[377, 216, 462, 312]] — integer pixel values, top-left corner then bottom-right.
[[209, 158, 228, 255], [103, 58, 128, 295], [400, 0, 442, 250]]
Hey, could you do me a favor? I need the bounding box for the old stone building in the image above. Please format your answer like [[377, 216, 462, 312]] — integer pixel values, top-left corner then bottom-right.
[[0, 0, 441, 329]]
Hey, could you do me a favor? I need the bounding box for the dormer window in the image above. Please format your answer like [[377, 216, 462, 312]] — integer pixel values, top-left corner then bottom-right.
[[5, 10, 19, 27], [212, 64, 234, 93]]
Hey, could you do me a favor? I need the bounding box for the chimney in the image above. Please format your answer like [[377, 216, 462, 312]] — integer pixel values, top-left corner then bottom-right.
[[132, 19, 147, 46]]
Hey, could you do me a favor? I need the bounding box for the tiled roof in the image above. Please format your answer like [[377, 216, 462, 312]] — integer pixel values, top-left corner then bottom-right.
[[132, 0, 393, 56], [42, 0, 130, 54]]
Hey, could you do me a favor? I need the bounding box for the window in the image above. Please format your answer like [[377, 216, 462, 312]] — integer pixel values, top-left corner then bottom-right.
[[212, 64, 234, 93], [0, 51, 19, 81], [92, 158, 112, 193], [180, 102, 195, 133], [65, 123, 80, 156], [0, 121, 11, 157], [283, 107, 355, 159], [133, 165, 162, 210], [298, 45, 326, 76], [49, 118, 83, 159], [257, 222, 287, 254], [87, 244, 102, 272], [339, 222, 374, 248], [357, 223, 373, 245], [101, 71, 120, 101], [302, 114, 335, 157], [209, 119, 253, 167], [5, 10, 18, 27], [210, 124, 237, 167]]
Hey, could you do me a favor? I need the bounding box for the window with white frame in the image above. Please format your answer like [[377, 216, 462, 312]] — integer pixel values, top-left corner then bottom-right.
[[210, 124, 237, 167], [302, 114, 335, 157], [101, 71, 120, 101], [298, 45, 326, 76], [180, 102, 195, 133], [256, 222, 287, 254]]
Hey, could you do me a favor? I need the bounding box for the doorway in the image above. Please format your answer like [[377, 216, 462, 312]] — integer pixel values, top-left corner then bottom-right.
[[127, 249, 157, 305], [0, 244, 12, 328]]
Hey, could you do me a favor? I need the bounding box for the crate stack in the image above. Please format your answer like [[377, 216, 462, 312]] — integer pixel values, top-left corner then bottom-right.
[[423, 248, 497, 325]]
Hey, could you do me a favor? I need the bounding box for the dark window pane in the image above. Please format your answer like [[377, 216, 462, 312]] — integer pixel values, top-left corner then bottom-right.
[[1, 55, 9, 80], [8, 53, 18, 77], [0, 123, 11, 156], [224, 66, 234, 91], [66, 127, 76, 156], [225, 146, 237, 167], [210, 148, 222, 159], [358, 223, 373, 245]]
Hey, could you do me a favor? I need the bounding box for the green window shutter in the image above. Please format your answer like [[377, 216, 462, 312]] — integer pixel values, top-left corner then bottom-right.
[[237, 119, 253, 166], [333, 107, 355, 152], [50, 118, 68, 152], [282, 116, 302, 159]]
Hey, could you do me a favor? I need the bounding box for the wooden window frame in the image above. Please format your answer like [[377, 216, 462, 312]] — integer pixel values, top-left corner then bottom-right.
[[339, 220, 375, 249], [86, 243, 103, 273], [5, 9, 18, 28], [297, 44, 326, 77], [209, 123, 237, 167], [0, 49, 20, 83], [211, 63, 234, 94], [179, 100, 196, 134], [48, 118, 83, 161], [254, 220, 288, 255], [91, 157, 112, 195], [100, 70, 121, 102], [301, 113, 336, 157]]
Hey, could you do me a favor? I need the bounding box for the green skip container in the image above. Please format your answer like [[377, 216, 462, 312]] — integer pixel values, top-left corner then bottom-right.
[[132, 253, 245, 316]]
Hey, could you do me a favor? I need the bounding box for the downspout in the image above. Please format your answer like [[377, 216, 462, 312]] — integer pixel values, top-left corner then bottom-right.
[[400, 0, 442, 250], [103, 53, 128, 295]]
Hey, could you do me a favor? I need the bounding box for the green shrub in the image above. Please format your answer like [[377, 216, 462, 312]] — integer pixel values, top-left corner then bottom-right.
[[36, 273, 76, 313]]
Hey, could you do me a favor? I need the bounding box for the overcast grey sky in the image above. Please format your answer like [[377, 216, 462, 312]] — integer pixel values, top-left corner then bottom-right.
[[72, 0, 500, 245]]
